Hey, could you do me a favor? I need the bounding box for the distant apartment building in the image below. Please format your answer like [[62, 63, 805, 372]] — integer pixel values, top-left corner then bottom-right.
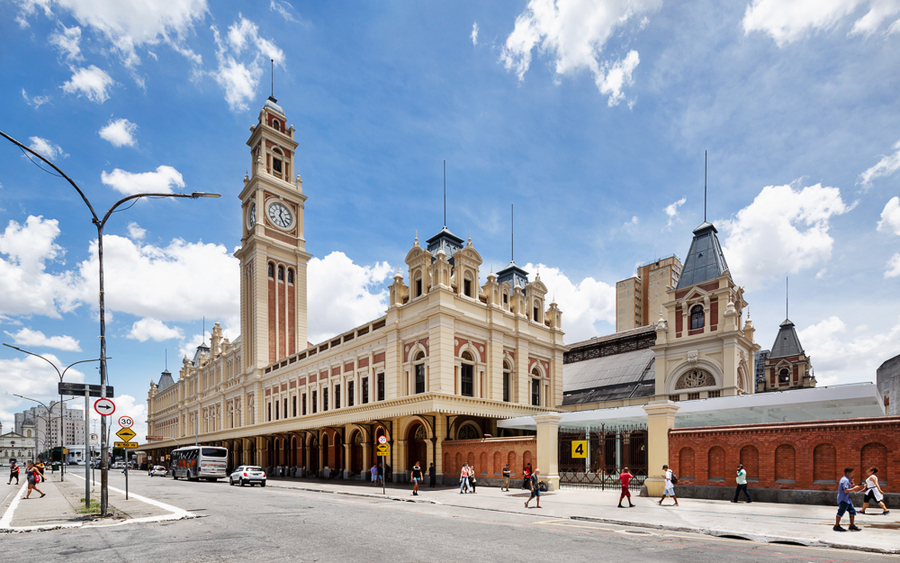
[[14, 404, 85, 450], [615, 255, 682, 331]]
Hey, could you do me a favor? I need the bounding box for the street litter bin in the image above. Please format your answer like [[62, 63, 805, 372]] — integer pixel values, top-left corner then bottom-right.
[[52, 462, 60, 472]]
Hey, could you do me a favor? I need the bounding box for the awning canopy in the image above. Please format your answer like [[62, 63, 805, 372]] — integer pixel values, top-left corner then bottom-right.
[[498, 383, 885, 431]]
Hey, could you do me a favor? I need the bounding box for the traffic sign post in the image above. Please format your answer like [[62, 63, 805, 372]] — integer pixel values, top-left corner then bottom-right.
[[114, 442, 138, 449], [118, 416, 134, 428], [571, 440, 587, 459], [116, 427, 136, 442], [376, 441, 391, 495], [94, 398, 115, 416]]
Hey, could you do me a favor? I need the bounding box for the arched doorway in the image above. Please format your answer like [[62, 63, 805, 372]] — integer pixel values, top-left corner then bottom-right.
[[308, 435, 318, 474], [321, 433, 330, 476], [333, 432, 343, 476], [407, 423, 428, 471], [350, 431, 364, 475]]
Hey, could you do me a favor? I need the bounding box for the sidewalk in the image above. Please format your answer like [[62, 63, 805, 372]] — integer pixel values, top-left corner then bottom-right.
[[0, 470, 193, 532], [266, 477, 900, 555]]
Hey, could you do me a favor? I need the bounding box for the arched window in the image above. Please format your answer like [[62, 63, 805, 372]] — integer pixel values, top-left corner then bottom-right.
[[278, 266, 285, 281], [272, 119, 281, 131], [288, 269, 294, 284], [414, 271, 423, 297], [323, 387, 329, 411], [460, 351, 475, 397], [268, 262, 275, 278], [531, 368, 542, 406], [690, 304, 704, 330], [502, 360, 512, 402], [414, 351, 426, 394], [458, 423, 480, 440], [463, 273, 473, 298], [779, 368, 790, 384]]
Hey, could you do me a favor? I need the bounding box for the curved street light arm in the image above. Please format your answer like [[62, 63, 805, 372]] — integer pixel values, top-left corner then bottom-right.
[[100, 192, 216, 229], [0, 130, 100, 223], [4, 343, 62, 379], [60, 357, 105, 381]]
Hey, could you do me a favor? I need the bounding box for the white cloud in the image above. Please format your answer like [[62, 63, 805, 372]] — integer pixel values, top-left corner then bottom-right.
[[664, 196, 687, 227], [878, 196, 900, 235], [720, 183, 852, 289], [471, 22, 479, 46], [306, 252, 392, 343], [800, 315, 900, 384], [49, 24, 82, 61], [74, 235, 239, 323], [525, 263, 615, 342], [28, 136, 67, 160], [99, 118, 138, 147], [742, 0, 900, 46], [622, 215, 639, 230], [62, 65, 115, 103], [859, 140, 900, 189], [4, 327, 81, 352], [100, 165, 185, 195], [885, 253, 900, 278], [126, 222, 146, 240], [21, 88, 50, 109], [501, 0, 660, 106], [0, 216, 79, 318], [16, 0, 209, 67], [0, 353, 86, 424], [269, 0, 300, 24], [211, 16, 284, 112], [128, 318, 184, 342]]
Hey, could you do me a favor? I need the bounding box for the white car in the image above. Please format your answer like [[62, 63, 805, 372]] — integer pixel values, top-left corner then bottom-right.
[[229, 465, 266, 487], [149, 465, 167, 477]]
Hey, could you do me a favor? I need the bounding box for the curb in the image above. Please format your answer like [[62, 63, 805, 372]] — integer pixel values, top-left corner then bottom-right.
[[267, 482, 900, 556]]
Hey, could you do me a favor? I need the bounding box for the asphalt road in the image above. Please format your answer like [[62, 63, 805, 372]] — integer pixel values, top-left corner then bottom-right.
[[2, 473, 890, 563]]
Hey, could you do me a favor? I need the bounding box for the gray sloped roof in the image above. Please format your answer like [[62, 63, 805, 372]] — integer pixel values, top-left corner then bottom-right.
[[769, 319, 804, 358], [157, 369, 176, 392], [675, 222, 729, 289], [563, 348, 656, 393]]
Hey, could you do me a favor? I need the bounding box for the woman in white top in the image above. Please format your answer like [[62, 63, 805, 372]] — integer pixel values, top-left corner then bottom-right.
[[859, 467, 889, 515]]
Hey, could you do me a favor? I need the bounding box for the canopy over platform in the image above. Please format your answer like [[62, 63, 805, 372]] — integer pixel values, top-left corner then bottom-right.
[[499, 383, 885, 431]]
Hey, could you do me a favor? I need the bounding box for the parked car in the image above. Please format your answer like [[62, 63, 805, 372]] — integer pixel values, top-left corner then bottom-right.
[[229, 465, 266, 487], [149, 465, 167, 477]]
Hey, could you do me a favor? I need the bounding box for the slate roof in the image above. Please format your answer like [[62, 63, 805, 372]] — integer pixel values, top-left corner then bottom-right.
[[769, 319, 804, 358], [157, 369, 176, 392], [675, 222, 730, 289]]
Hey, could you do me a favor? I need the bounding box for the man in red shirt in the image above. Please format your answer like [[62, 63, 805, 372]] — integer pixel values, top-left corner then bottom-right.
[[618, 467, 635, 508]]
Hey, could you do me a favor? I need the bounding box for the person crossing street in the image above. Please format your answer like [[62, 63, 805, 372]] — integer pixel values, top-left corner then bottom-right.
[[7, 460, 19, 485]]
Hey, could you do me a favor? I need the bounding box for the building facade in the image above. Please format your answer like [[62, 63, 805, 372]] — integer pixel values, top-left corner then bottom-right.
[[14, 404, 84, 452], [615, 255, 682, 332], [145, 97, 567, 478], [758, 318, 816, 393], [877, 353, 900, 415], [0, 421, 36, 465]]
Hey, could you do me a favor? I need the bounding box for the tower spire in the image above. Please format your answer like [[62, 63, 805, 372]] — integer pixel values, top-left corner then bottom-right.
[[786, 276, 789, 320], [270, 58, 274, 99], [511, 203, 515, 262], [443, 159, 447, 228], [704, 149, 708, 223]]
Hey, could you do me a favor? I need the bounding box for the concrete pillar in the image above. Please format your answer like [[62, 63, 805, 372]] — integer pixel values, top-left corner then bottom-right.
[[642, 400, 679, 496], [533, 413, 563, 491], [395, 439, 407, 482], [343, 443, 351, 478]]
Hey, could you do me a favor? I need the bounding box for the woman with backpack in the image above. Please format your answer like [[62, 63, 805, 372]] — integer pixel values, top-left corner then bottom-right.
[[658, 464, 679, 506], [24, 462, 45, 499]]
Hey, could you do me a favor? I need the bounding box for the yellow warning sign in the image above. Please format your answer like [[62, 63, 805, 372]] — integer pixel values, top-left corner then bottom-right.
[[571, 440, 587, 459], [115, 442, 139, 449], [116, 427, 136, 442], [376, 444, 390, 457]]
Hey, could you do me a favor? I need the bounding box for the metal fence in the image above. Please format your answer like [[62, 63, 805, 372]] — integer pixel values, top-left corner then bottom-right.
[[558, 425, 648, 490]]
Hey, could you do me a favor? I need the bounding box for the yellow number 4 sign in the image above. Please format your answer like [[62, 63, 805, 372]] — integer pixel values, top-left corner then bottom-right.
[[571, 440, 587, 459]]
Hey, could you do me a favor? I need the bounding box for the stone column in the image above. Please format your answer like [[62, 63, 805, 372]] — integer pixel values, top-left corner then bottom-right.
[[533, 413, 563, 491], [395, 439, 407, 483], [642, 400, 680, 497], [343, 442, 351, 479]]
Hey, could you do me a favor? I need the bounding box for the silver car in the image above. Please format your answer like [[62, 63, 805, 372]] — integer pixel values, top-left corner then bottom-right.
[[149, 465, 167, 477], [229, 465, 267, 487]]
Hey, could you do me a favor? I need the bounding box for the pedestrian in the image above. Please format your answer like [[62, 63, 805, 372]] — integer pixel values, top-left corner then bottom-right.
[[859, 467, 890, 516], [502, 463, 511, 491], [618, 467, 635, 508], [468, 465, 477, 493], [23, 462, 45, 499], [35, 460, 45, 480], [7, 460, 19, 485], [377, 463, 384, 485], [732, 463, 752, 503], [410, 461, 423, 496], [522, 463, 532, 489], [658, 464, 679, 506], [428, 462, 436, 488], [459, 462, 470, 494], [834, 467, 864, 532], [370, 464, 378, 486], [524, 469, 542, 508]]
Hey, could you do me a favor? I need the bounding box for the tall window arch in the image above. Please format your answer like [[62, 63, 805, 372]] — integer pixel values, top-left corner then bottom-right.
[[779, 368, 790, 384], [414, 351, 426, 394], [414, 271, 423, 297], [531, 368, 542, 406], [502, 360, 512, 402], [690, 304, 704, 330], [278, 265, 285, 281], [288, 269, 294, 284], [268, 262, 275, 278], [460, 351, 475, 397]]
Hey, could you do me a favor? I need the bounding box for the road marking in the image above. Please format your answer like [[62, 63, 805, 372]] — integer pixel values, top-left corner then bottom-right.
[[0, 483, 27, 529], [68, 474, 194, 522]]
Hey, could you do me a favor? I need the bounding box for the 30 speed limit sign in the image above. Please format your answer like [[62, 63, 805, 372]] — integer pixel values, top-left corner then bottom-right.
[[378, 435, 387, 445], [118, 415, 134, 428]]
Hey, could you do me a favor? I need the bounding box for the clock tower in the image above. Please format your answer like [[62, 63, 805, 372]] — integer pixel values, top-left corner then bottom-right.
[[236, 96, 311, 372]]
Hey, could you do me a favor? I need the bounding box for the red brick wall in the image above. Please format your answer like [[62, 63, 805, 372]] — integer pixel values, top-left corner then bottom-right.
[[669, 417, 900, 490], [441, 437, 536, 478]]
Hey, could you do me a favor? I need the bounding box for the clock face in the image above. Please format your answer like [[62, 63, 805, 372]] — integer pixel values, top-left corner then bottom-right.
[[267, 201, 293, 229], [247, 203, 256, 229]]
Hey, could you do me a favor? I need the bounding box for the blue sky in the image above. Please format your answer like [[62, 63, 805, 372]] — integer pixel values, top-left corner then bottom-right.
[[1, 0, 899, 441]]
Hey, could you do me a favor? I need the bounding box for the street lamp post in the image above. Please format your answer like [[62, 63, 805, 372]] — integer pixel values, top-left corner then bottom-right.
[[11, 394, 74, 465], [1, 130, 220, 516]]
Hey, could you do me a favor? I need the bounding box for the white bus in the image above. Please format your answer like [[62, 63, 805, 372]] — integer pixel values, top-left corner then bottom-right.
[[171, 446, 228, 481]]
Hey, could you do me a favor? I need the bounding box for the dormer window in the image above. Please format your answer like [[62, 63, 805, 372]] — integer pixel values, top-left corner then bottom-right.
[[272, 119, 281, 131], [779, 368, 790, 384], [464, 278, 472, 298], [690, 304, 704, 330]]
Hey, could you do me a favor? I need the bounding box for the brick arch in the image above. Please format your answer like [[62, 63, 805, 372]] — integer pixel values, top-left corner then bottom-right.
[[848, 432, 899, 452], [775, 444, 796, 482], [708, 446, 726, 480], [739, 445, 759, 480], [813, 443, 837, 483], [679, 447, 695, 479], [455, 452, 462, 469], [493, 451, 502, 476], [479, 452, 487, 475], [507, 451, 517, 472], [860, 442, 888, 479], [523, 450, 533, 471], [467, 452, 475, 467], [443, 452, 450, 474]]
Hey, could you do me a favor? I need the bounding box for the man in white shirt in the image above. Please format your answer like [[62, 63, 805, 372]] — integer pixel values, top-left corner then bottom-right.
[[732, 463, 752, 503], [658, 464, 679, 506]]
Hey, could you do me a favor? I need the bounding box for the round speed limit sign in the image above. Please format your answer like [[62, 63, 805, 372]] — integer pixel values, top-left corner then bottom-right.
[[118, 415, 134, 428], [378, 435, 387, 445]]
